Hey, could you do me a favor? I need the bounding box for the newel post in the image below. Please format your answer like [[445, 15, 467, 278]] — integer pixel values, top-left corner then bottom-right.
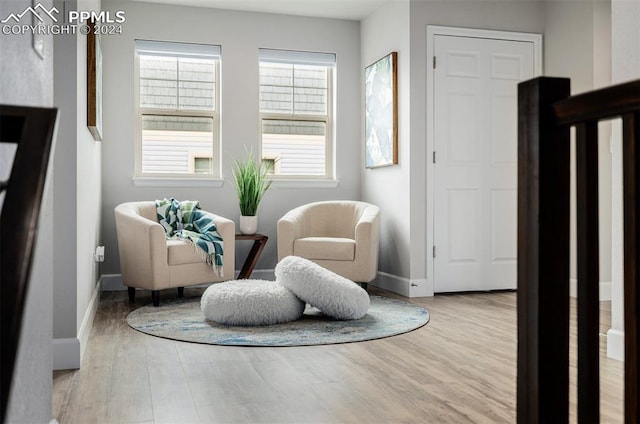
[[517, 77, 571, 423]]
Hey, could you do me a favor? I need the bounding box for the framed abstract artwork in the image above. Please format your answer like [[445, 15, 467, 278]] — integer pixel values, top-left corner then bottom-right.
[[365, 51, 397, 168]]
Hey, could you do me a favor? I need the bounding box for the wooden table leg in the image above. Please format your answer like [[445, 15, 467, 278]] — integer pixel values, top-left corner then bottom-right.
[[237, 236, 268, 279]]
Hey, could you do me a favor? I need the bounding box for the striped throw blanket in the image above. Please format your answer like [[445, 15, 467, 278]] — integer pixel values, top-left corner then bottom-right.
[[156, 198, 224, 275]]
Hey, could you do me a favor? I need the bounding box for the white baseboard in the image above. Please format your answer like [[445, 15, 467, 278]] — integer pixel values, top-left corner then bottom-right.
[[52, 338, 80, 371], [101, 273, 126, 291], [599, 281, 612, 301], [238, 269, 275, 281], [53, 279, 101, 370], [607, 328, 624, 361], [408, 278, 431, 297], [78, 278, 101, 361], [371, 272, 432, 298], [101, 270, 436, 298], [100, 269, 277, 293], [372, 272, 410, 297], [569, 278, 612, 301]]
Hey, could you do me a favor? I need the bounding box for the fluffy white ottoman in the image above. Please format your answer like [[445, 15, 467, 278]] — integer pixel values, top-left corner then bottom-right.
[[275, 256, 370, 320], [201, 279, 305, 326]]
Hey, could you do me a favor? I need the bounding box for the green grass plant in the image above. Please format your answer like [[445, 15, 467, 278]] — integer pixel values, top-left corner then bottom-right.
[[232, 150, 272, 216]]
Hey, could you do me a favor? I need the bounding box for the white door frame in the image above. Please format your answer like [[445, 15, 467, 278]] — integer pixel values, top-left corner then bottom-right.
[[425, 26, 543, 295]]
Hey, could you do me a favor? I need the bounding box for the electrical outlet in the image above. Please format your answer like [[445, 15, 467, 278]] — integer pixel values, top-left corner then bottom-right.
[[94, 246, 104, 262]]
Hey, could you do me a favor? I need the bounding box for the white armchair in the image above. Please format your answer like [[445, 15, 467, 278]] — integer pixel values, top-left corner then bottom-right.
[[114, 201, 235, 306], [277, 201, 380, 287]]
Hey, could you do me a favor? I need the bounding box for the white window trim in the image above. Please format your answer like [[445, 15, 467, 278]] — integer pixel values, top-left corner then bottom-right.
[[270, 178, 339, 189], [133, 42, 221, 182], [131, 171, 224, 187], [131, 176, 224, 188], [188, 152, 214, 174], [259, 54, 335, 181]]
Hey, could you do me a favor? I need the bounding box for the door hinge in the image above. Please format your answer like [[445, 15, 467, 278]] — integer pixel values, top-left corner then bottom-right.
[[433, 246, 436, 258], [433, 151, 436, 164], [433, 56, 437, 69]]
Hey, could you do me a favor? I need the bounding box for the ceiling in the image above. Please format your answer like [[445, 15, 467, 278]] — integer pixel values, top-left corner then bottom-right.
[[132, 0, 390, 20]]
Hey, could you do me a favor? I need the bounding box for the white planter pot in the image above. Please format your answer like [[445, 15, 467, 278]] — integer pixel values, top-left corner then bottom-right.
[[239, 215, 258, 235]]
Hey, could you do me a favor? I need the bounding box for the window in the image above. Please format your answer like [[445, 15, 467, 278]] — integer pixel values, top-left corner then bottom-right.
[[135, 40, 220, 178], [192, 157, 213, 174], [259, 49, 335, 178]]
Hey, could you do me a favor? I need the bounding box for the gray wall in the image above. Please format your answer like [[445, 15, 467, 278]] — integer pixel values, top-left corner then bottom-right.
[[611, 0, 640, 85], [593, 0, 613, 289], [361, 0, 411, 286], [609, 0, 640, 359], [543, 0, 613, 294], [75, 0, 102, 343], [100, 1, 361, 275], [0, 0, 55, 107], [0, 0, 55, 421], [52, 0, 103, 366], [53, 0, 79, 340], [543, 0, 597, 94]]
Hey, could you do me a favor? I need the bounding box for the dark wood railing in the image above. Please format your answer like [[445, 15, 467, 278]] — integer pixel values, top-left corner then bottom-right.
[[517, 77, 640, 423], [0, 105, 57, 423]]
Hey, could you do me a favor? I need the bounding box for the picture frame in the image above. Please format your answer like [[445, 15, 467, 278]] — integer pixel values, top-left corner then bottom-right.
[[87, 21, 103, 141], [365, 51, 398, 168]]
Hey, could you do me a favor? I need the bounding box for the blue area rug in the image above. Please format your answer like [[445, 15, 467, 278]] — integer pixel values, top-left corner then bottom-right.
[[126, 295, 429, 346]]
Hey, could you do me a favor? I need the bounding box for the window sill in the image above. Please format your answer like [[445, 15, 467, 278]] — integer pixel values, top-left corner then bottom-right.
[[132, 176, 225, 188], [131, 177, 338, 189], [270, 179, 340, 189]]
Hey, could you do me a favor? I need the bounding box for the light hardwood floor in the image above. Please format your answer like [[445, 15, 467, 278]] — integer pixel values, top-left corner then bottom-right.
[[53, 287, 623, 423]]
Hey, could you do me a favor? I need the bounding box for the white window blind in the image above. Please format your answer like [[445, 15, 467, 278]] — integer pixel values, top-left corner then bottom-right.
[[258, 48, 335, 67], [135, 40, 221, 59]]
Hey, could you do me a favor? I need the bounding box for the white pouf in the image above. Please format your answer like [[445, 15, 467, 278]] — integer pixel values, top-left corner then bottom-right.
[[275, 256, 370, 320], [201, 279, 305, 326]]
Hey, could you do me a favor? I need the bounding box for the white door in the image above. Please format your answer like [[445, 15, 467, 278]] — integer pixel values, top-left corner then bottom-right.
[[433, 35, 535, 292]]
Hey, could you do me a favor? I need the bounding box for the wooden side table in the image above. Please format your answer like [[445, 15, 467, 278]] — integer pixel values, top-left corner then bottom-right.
[[235, 234, 268, 279]]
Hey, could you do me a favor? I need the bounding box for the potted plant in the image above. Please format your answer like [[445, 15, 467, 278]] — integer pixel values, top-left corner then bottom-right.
[[232, 150, 272, 235]]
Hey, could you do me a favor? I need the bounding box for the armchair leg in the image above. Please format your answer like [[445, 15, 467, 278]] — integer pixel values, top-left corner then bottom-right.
[[360, 282, 368, 291], [177, 287, 184, 298], [128, 287, 136, 303], [152, 290, 160, 307]]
